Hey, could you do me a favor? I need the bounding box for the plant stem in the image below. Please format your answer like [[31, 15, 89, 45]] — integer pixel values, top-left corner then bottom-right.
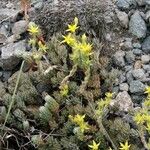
[[2, 60, 25, 130], [87, 99, 118, 150], [138, 126, 149, 150], [97, 117, 118, 150], [60, 64, 77, 88]]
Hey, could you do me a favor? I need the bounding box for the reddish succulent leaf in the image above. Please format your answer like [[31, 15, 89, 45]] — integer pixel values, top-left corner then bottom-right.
[[21, 0, 30, 21]]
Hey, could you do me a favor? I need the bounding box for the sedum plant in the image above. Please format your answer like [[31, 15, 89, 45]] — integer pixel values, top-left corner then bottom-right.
[[133, 86, 150, 150]]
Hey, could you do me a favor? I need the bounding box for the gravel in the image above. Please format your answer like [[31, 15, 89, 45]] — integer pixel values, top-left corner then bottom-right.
[[129, 11, 147, 38]]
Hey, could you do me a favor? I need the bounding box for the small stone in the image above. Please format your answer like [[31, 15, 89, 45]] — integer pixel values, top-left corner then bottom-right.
[[136, 0, 146, 6], [142, 36, 150, 54], [129, 80, 146, 94], [2, 71, 12, 82], [141, 55, 150, 64], [133, 49, 142, 56], [113, 51, 125, 67], [129, 11, 147, 38], [116, 0, 136, 10], [0, 8, 19, 22], [131, 94, 146, 104], [104, 15, 113, 24], [134, 61, 142, 69], [6, 2, 14, 9], [125, 51, 135, 64], [145, 0, 150, 5], [119, 74, 126, 83], [126, 70, 134, 83], [111, 91, 133, 112], [119, 83, 129, 91], [133, 43, 141, 49], [12, 20, 28, 35], [0, 40, 26, 70], [122, 38, 133, 50], [112, 86, 119, 95], [145, 10, 150, 20], [143, 65, 150, 71], [132, 69, 145, 79], [125, 65, 133, 72], [116, 10, 129, 28], [105, 33, 112, 41], [34, 1, 44, 10], [6, 34, 21, 43]]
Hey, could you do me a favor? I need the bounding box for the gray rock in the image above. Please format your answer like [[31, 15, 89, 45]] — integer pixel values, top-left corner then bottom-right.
[[132, 69, 145, 79], [119, 83, 129, 91], [116, 10, 129, 28], [125, 65, 133, 72], [2, 71, 12, 82], [133, 49, 142, 56], [116, 0, 136, 10], [112, 86, 119, 95], [111, 91, 133, 112], [119, 73, 126, 83], [12, 20, 28, 35], [126, 70, 134, 83], [131, 94, 146, 104], [113, 51, 125, 67], [34, 1, 44, 10], [145, 0, 150, 5], [134, 60, 142, 69], [143, 65, 150, 71], [129, 11, 147, 38], [129, 80, 146, 93], [136, 0, 148, 6], [145, 10, 150, 20], [133, 43, 141, 49], [0, 40, 26, 70], [0, 8, 19, 22], [125, 51, 135, 64], [142, 36, 150, 53], [141, 55, 150, 64], [122, 38, 133, 50]]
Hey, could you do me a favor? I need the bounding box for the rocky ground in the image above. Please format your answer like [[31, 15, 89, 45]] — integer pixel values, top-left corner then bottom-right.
[[0, 0, 150, 150]]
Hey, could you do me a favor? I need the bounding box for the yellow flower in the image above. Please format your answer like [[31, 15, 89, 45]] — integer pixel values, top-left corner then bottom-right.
[[66, 17, 79, 33], [60, 84, 69, 97], [88, 140, 100, 150], [73, 114, 85, 125], [146, 123, 150, 133], [61, 33, 76, 45], [145, 87, 150, 95], [79, 122, 89, 133], [28, 22, 40, 36], [134, 113, 145, 125], [105, 92, 113, 99], [38, 41, 47, 52], [81, 33, 87, 43], [28, 38, 36, 46], [80, 42, 92, 55], [143, 99, 150, 107], [119, 141, 130, 150]]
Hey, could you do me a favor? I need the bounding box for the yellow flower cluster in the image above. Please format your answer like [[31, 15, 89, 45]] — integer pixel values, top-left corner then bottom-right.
[[69, 114, 89, 133], [60, 84, 69, 97], [96, 92, 113, 116], [119, 141, 130, 150], [61, 17, 92, 69], [27, 22, 48, 62], [88, 140, 100, 150], [134, 86, 150, 134], [28, 22, 40, 36]]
